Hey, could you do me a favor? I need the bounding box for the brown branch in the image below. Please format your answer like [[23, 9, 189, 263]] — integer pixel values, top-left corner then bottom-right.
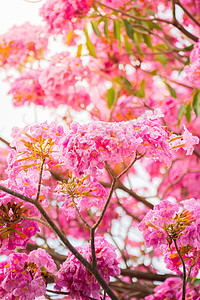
[[0, 184, 35, 204], [161, 169, 200, 199], [121, 269, 179, 281], [176, 0, 200, 27], [0, 137, 12, 148], [116, 153, 144, 180], [100, 180, 153, 209], [172, 0, 198, 42], [92, 178, 116, 230]]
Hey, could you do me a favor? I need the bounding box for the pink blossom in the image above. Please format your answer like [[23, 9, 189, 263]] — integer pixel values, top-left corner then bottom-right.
[[55, 237, 120, 299], [8, 121, 64, 173], [55, 175, 107, 220], [182, 125, 199, 155], [0, 23, 48, 69], [8, 69, 46, 107], [40, 0, 92, 34], [145, 277, 182, 300], [38, 53, 91, 110], [60, 111, 173, 178], [0, 250, 56, 299]]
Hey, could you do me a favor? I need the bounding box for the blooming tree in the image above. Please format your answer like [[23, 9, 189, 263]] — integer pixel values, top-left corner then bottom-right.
[[0, 0, 200, 299]]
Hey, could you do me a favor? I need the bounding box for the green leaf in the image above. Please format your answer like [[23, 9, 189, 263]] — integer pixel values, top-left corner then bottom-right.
[[144, 9, 155, 16], [77, 44, 82, 57], [143, 34, 153, 49], [124, 36, 132, 52], [155, 43, 167, 50], [192, 90, 200, 117], [104, 18, 109, 40], [134, 32, 142, 53], [113, 76, 133, 94], [86, 40, 97, 57], [106, 87, 115, 109], [84, 26, 97, 57], [113, 19, 121, 41], [150, 22, 162, 31], [149, 69, 158, 76], [185, 103, 191, 123], [91, 20, 102, 37], [122, 18, 134, 40], [194, 279, 200, 285], [113, 19, 121, 51], [183, 44, 194, 51], [136, 79, 145, 98], [184, 57, 190, 66], [164, 82, 177, 98], [178, 104, 185, 126], [157, 54, 168, 67]]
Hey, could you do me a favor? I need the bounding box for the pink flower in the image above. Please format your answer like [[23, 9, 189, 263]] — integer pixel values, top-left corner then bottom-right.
[[0, 23, 48, 69], [38, 53, 91, 110], [60, 111, 173, 178], [0, 250, 56, 299], [55, 237, 120, 299], [9, 121, 64, 173], [40, 0, 92, 34], [8, 69, 46, 107], [182, 125, 199, 155]]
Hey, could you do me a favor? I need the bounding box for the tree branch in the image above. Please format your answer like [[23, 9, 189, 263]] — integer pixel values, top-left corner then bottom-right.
[[121, 268, 179, 281]]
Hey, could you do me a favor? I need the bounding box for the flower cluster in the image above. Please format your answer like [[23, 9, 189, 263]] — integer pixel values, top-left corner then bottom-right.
[[55, 172, 107, 220], [139, 198, 200, 274], [61, 110, 198, 177], [139, 198, 200, 249], [38, 53, 91, 110], [8, 69, 46, 107], [145, 277, 200, 300], [40, 0, 92, 34], [169, 125, 199, 155], [55, 237, 120, 299], [8, 122, 64, 175], [0, 178, 41, 253], [0, 23, 48, 69], [9, 52, 91, 109], [184, 40, 200, 88], [0, 249, 56, 299]]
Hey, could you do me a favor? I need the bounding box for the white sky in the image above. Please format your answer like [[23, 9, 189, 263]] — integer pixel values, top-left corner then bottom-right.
[[0, 0, 53, 142]]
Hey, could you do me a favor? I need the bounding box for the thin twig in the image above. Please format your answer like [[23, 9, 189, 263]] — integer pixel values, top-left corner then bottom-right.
[[46, 289, 69, 295], [187, 251, 200, 282], [0, 137, 13, 148], [116, 153, 144, 180], [22, 216, 52, 230], [71, 196, 91, 229], [121, 268, 179, 281], [92, 178, 116, 230], [174, 239, 186, 300]]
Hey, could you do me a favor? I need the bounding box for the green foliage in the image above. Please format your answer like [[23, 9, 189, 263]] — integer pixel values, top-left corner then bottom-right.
[[106, 87, 116, 108]]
